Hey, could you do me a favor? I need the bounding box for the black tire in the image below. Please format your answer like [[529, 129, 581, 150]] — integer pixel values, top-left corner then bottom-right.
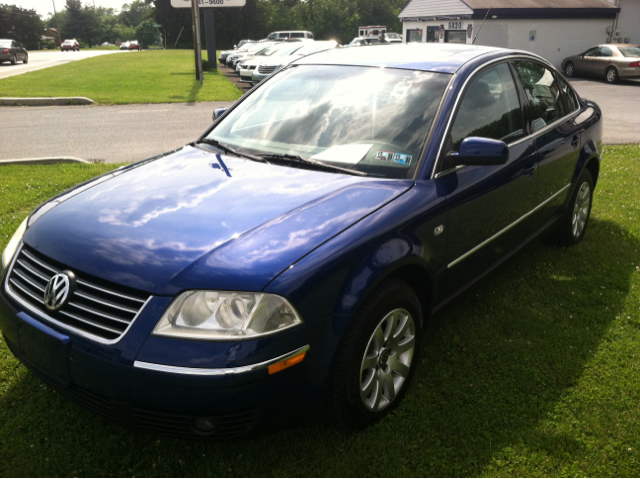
[[23, 55, 28, 64], [331, 278, 423, 430], [565, 61, 575, 77], [10, 55, 16, 65], [606, 67, 619, 84], [557, 168, 594, 247]]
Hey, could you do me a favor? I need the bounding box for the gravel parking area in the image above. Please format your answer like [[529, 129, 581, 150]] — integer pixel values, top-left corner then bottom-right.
[[569, 77, 640, 144]]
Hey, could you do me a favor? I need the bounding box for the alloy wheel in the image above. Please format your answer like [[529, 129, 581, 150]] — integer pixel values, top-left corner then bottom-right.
[[566, 63, 574, 76], [572, 181, 591, 238], [359, 308, 415, 412]]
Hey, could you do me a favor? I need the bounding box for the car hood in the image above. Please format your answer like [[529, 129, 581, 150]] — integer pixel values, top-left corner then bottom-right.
[[261, 55, 302, 67], [24, 145, 412, 296]]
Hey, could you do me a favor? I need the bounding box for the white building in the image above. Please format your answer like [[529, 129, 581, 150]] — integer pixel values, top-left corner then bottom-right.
[[397, 0, 640, 68]]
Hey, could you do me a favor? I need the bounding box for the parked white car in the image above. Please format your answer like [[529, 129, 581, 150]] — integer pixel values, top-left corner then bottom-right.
[[251, 40, 339, 84], [238, 42, 311, 81]]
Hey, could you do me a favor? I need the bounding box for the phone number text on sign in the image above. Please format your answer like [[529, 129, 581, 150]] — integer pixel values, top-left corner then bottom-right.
[[170, 0, 246, 8]]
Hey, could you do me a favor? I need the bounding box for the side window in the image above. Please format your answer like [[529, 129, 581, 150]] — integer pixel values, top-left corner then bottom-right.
[[307, 32, 313, 39], [291, 32, 304, 38], [599, 46, 613, 57], [278, 33, 289, 39], [584, 47, 599, 57], [449, 63, 524, 151], [267, 33, 277, 40], [555, 74, 578, 112], [512, 61, 568, 133]]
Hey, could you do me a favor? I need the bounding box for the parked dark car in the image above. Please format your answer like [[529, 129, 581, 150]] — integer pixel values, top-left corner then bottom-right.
[[1, 44, 602, 439], [0, 39, 28, 64], [562, 44, 640, 83]]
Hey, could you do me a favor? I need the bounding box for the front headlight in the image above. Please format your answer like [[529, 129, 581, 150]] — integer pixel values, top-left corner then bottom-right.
[[1, 216, 27, 271], [152, 290, 303, 340]]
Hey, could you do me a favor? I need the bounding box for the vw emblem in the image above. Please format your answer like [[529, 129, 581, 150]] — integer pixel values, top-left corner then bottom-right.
[[44, 271, 75, 311]]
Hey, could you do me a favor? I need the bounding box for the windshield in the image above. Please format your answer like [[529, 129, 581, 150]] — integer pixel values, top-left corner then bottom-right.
[[207, 65, 450, 179], [619, 46, 640, 57]]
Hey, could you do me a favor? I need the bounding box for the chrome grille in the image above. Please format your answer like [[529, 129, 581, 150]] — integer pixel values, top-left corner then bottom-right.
[[258, 65, 277, 74], [6, 245, 150, 341]]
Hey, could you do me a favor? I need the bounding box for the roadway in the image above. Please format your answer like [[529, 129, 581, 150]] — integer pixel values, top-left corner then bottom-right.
[[0, 77, 637, 164], [0, 49, 124, 80], [0, 101, 234, 163]]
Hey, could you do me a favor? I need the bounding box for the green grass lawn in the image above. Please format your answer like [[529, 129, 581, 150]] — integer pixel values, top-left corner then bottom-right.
[[0, 50, 242, 104], [1, 145, 639, 476]]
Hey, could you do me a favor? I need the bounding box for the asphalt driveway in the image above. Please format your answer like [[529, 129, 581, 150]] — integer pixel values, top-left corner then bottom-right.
[[569, 77, 640, 144]]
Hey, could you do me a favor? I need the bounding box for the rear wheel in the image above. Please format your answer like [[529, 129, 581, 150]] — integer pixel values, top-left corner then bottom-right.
[[10, 55, 17, 65], [331, 279, 422, 429], [565, 61, 575, 77], [606, 67, 619, 84], [23, 54, 28, 64], [557, 168, 594, 247]]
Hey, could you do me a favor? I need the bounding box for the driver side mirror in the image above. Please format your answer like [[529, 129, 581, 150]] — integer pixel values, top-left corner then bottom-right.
[[212, 107, 228, 121], [445, 137, 509, 167]]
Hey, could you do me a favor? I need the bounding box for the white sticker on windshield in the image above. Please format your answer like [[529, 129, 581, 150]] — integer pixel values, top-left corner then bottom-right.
[[311, 144, 372, 164]]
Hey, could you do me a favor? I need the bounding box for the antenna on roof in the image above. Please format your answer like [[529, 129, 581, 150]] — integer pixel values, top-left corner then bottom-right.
[[472, 6, 491, 45]]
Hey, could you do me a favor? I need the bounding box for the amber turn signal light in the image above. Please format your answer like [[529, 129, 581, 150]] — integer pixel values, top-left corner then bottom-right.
[[268, 350, 307, 375]]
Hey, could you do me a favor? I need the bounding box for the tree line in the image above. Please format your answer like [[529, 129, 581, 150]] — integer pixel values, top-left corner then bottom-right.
[[152, 0, 407, 49], [1, 0, 406, 50]]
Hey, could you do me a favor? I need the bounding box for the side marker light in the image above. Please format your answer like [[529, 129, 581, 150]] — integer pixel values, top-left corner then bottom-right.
[[268, 350, 307, 375]]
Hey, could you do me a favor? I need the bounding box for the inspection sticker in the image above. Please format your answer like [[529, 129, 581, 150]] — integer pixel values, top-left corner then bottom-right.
[[375, 151, 395, 162], [393, 153, 413, 165]]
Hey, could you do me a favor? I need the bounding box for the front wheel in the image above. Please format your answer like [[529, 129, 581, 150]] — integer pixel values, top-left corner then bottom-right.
[[23, 55, 28, 64], [331, 279, 422, 429], [606, 67, 619, 84], [557, 168, 594, 247], [565, 62, 575, 77], [10, 55, 16, 65]]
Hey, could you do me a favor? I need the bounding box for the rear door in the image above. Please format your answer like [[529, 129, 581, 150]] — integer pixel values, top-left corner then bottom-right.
[[592, 46, 613, 76], [436, 61, 539, 298], [511, 60, 581, 223]]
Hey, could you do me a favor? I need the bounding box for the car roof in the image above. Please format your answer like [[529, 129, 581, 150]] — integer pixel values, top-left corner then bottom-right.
[[294, 43, 509, 73]]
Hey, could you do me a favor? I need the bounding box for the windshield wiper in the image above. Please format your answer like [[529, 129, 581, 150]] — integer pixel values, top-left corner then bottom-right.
[[258, 153, 367, 177], [198, 138, 267, 163]]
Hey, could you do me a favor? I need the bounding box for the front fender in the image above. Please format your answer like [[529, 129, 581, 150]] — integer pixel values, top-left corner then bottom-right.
[[265, 181, 448, 329]]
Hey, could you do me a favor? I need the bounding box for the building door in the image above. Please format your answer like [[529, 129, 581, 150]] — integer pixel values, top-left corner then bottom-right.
[[426, 26, 439, 43]]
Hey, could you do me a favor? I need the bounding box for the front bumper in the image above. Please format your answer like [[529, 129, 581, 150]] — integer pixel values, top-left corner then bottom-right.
[[0, 251, 338, 438], [252, 71, 270, 83]]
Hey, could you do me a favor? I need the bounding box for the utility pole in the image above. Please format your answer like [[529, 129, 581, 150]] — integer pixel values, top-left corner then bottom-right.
[[204, 9, 216, 70], [51, 0, 62, 45], [190, 0, 203, 85]]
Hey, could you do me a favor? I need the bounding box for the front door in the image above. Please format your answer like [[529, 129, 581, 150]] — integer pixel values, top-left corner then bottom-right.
[[436, 62, 539, 298]]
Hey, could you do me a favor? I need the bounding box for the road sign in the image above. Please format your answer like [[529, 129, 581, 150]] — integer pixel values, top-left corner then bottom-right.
[[171, 0, 246, 7]]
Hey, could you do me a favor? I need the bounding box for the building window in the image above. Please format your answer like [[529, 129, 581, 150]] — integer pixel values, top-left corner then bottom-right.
[[407, 29, 422, 43], [445, 30, 466, 44]]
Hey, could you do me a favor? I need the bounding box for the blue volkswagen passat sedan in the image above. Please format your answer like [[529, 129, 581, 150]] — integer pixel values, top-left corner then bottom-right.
[[1, 44, 602, 438]]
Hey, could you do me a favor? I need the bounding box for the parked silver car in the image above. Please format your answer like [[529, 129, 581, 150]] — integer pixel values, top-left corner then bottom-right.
[[226, 42, 274, 68], [561, 44, 640, 83], [218, 40, 256, 64], [0, 39, 28, 64], [251, 40, 339, 85]]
